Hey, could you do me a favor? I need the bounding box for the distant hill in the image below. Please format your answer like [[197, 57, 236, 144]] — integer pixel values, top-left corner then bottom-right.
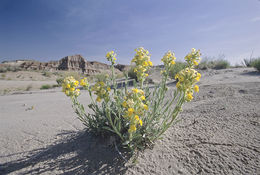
[[0, 55, 126, 75]]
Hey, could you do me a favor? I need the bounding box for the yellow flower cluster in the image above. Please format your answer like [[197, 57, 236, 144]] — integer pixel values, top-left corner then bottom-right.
[[131, 47, 153, 82], [175, 68, 201, 101], [91, 81, 111, 102], [106, 51, 117, 65], [122, 88, 148, 133], [80, 77, 89, 89], [62, 76, 80, 97], [185, 48, 201, 67], [161, 51, 176, 67]]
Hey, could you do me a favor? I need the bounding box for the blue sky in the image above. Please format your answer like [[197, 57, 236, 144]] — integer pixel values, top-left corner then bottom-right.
[[0, 0, 260, 65]]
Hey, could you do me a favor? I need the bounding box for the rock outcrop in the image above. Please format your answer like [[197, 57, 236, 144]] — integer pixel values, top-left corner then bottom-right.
[[115, 64, 131, 72], [1, 55, 120, 75]]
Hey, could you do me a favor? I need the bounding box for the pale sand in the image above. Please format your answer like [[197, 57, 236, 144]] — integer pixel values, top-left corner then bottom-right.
[[0, 68, 259, 174]]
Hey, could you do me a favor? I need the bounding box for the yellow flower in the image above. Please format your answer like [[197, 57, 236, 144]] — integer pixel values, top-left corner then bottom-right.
[[139, 119, 143, 126], [196, 73, 201, 81], [140, 96, 145, 100], [139, 90, 145, 95], [74, 81, 79, 86], [122, 101, 127, 108], [171, 60, 175, 65], [80, 78, 88, 87], [143, 104, 148, 110], [128, 125, 136, 133], [70, 87, 75, 91], [107, 87, 111, 91], [65, 90, 69, 96], [176, 82, 180, 88], [96, 97, 101, 102], [174, 74, 179, 80], [132, 88, 139, 93], [134, 115, 140, 121], [194, 85, 199, 92], [131, 47, 152, 82], [145, 73, 149, 77], [193, 60, 198, 66], [66, 84, 70, 88], [128, 108, 134, 116], [143, 61, 148, 67], [186, 93, 193, 101]]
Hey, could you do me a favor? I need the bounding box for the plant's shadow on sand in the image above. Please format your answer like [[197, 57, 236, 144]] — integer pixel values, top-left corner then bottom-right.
[[1, 130, 130, 175]]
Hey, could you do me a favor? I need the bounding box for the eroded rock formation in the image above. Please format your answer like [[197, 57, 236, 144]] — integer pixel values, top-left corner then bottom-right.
[[0, 55, 120, 74]]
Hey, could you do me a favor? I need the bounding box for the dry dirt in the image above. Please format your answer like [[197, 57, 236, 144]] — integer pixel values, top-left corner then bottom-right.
[[0, 68, 259, 175]]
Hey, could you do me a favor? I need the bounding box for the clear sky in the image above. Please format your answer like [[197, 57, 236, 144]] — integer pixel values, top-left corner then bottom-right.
[[0, 0, 260, 65]]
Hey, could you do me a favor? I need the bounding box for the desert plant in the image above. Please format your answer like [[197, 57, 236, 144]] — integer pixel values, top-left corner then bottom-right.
[[62, 48, 202, 158], [116, 72, 125, 79], [95, 73, 108, 82], [169, 61, 187, 79], [26, 84, 32, 91], [213, 59, 230, 69], [7, 66, 21, 72], [0, 67, 7, 73], [56, 78, 64, 86], [63, 71, 82, 81], [126, 66, 138, 81], [42, 71, 52, 77], [52, 84, 60, 88], [251, 58, 260, 71], [40, 84, 52, 90], [243, 58, 256, 67], [196, 59, 230, 70], [196, 59, 211, 70]]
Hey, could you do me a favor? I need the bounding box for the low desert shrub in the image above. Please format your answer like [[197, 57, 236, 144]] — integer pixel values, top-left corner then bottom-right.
[[251, 58, 260, 71], [95, 73, 108, 82], [62, 48, 202, 159], [0, 67, 7, 73], [63, 71, 82, 81], [196, 59, 230, 70], [40, 84, 52, 89], [196, 59, 211, 70], [8, 66, 22, 72], [26, 84, 32, 91], [56, 78, 64, 86], [243, 58, 255, 67], [0, 66, 21, 72], [52, 84, 60, 88], [213, 59, 230, 69], [42, 71, 52, 77], [126, 66, 138, 81]]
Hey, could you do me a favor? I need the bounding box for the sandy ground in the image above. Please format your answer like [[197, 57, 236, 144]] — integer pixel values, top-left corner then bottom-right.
[[0, 71, 59, 94], [0, 68, 259, 174]]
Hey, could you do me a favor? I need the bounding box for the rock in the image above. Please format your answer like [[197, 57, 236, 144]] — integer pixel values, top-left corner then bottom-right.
[[114, 64, 131, 72], [0, 55, 125, 75]]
